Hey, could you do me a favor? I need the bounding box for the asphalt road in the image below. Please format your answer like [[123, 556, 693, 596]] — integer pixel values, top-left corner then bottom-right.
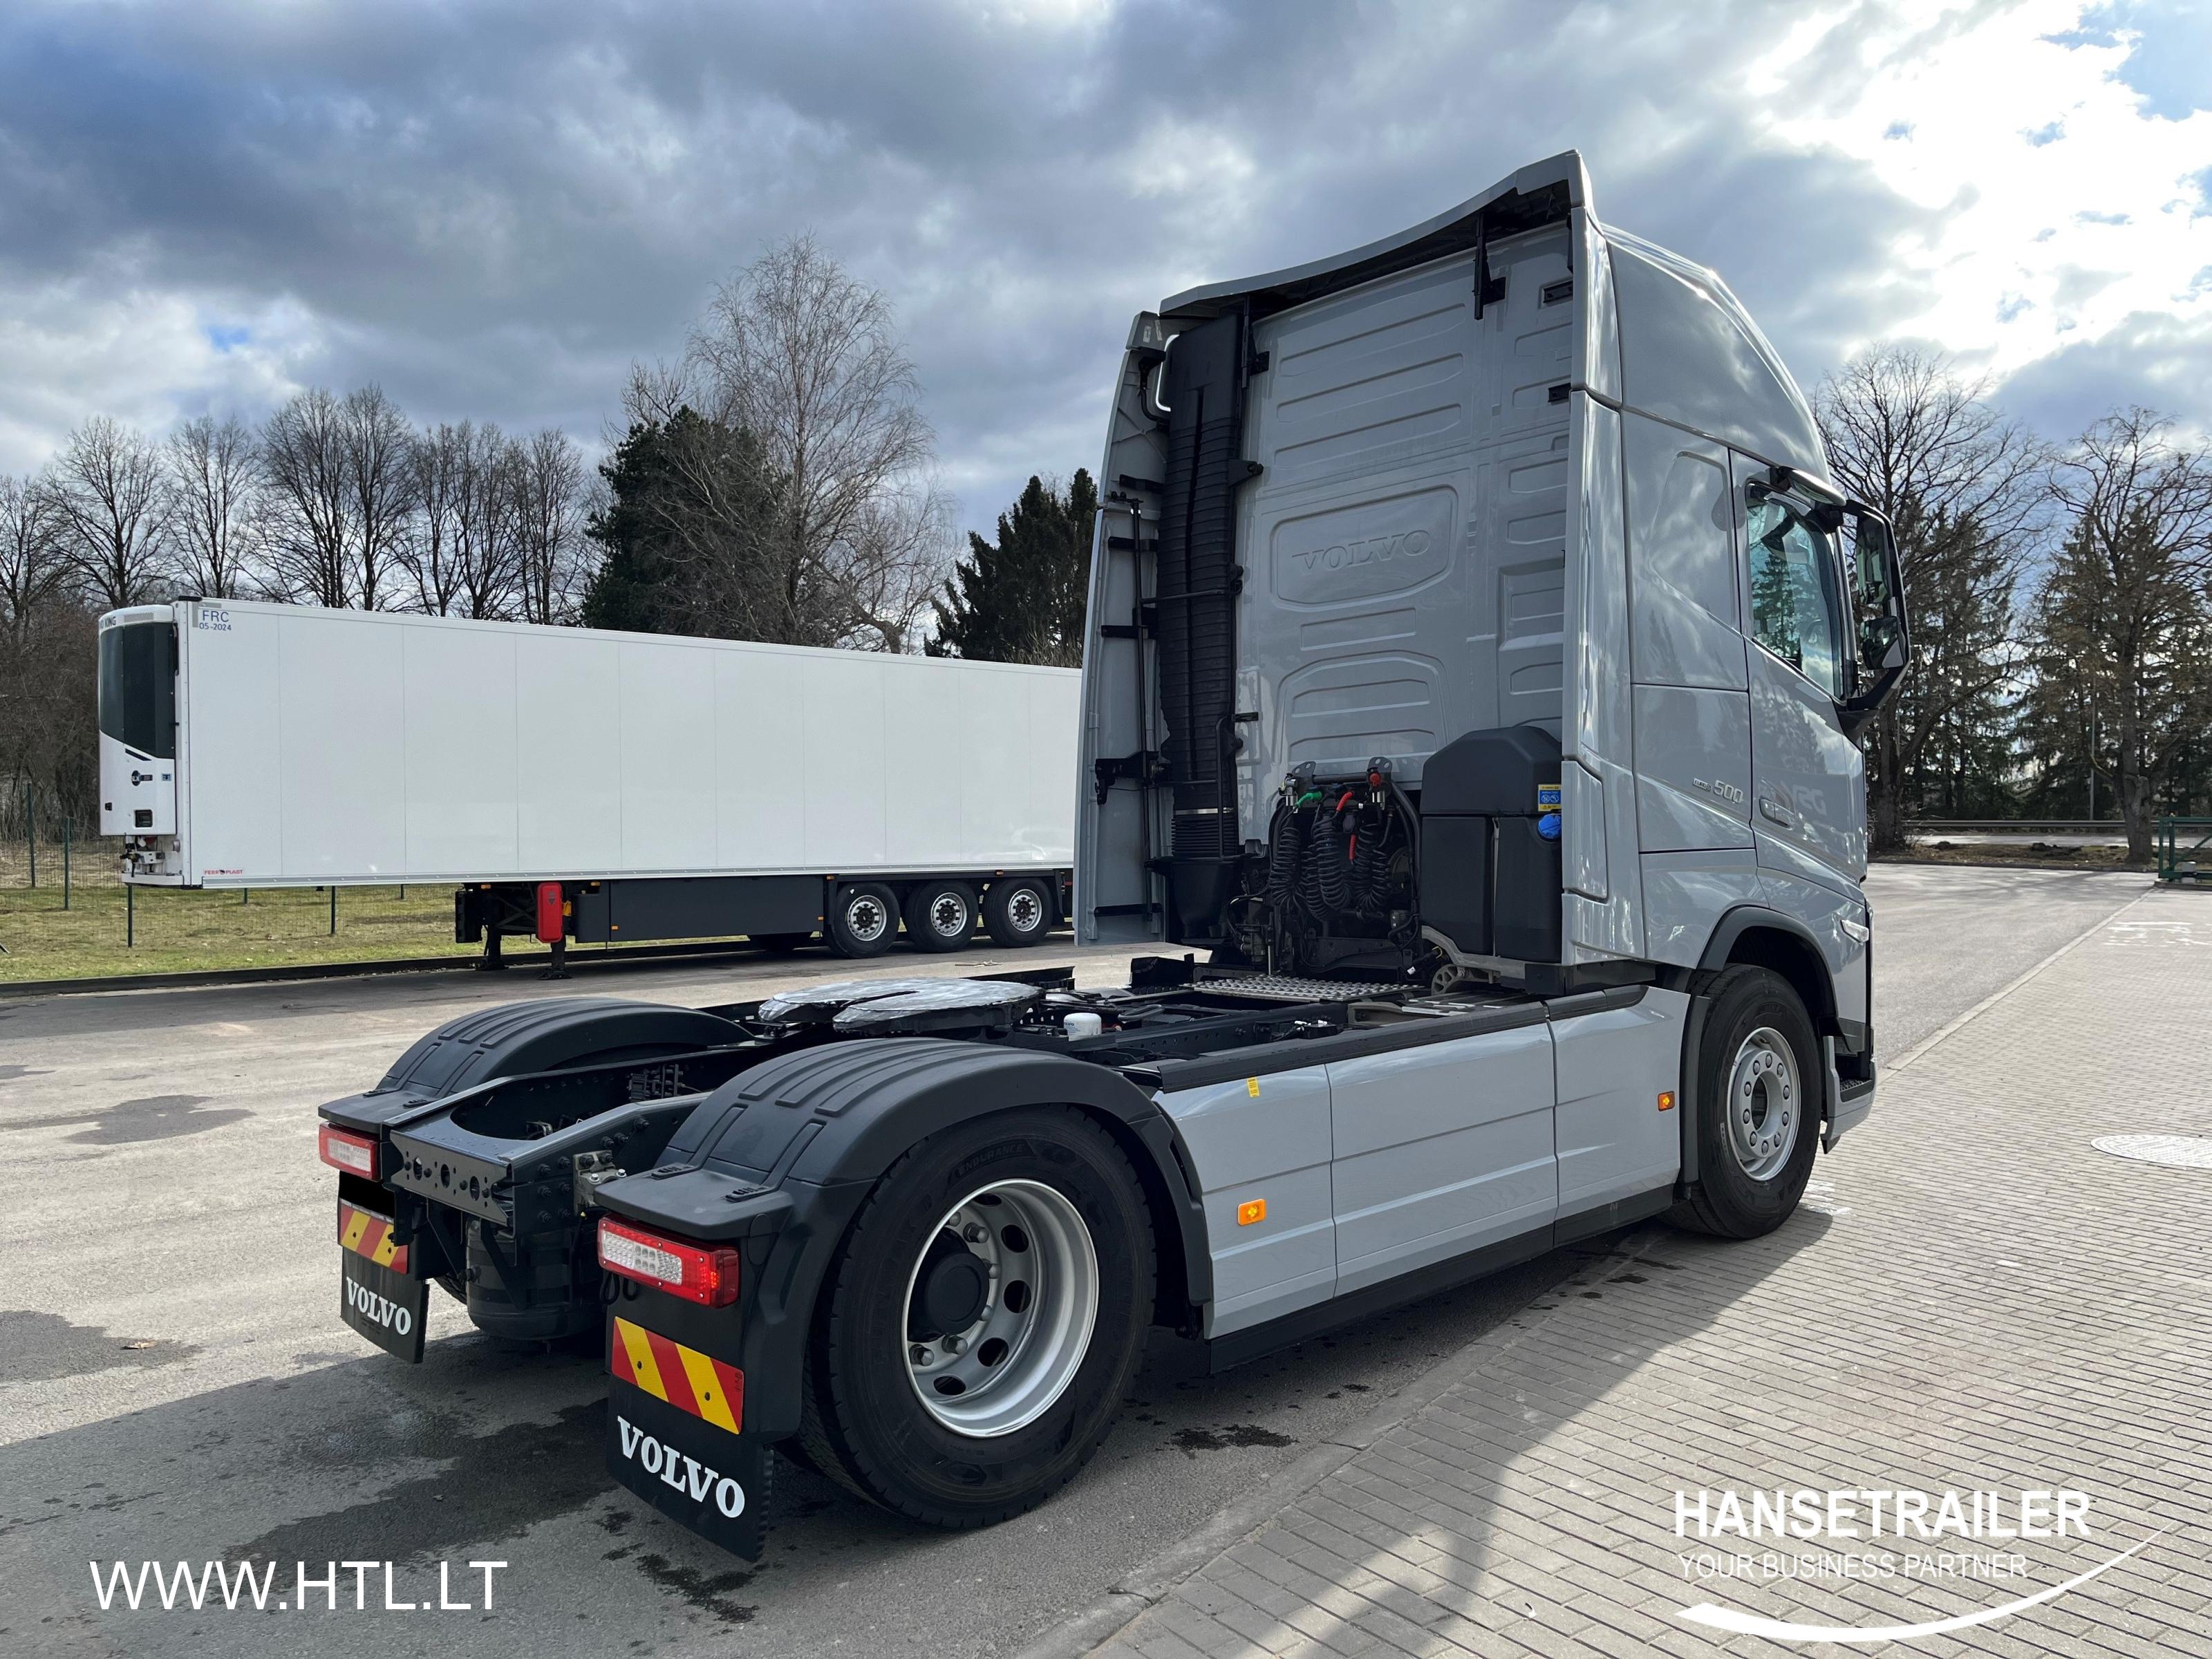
[[0, 865, 2150, 1659]]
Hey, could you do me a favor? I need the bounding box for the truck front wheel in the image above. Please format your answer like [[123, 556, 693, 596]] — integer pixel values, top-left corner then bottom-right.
[[797, 1107, 1155, 1529], [1671, 966, 1820, 1239]]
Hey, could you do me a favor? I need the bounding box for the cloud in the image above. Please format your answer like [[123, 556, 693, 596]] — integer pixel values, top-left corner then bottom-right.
[[0, 0, 2206, 531], [1995, 308, 2212, 435]]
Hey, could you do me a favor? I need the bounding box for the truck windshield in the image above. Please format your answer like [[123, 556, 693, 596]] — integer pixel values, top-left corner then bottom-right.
[[97, 620, 176, 758]]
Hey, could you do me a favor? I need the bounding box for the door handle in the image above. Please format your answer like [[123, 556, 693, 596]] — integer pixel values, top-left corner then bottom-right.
[[1759, 795, 1794, 828]]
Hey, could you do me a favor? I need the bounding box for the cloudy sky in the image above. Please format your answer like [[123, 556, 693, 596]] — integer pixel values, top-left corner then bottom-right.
[[1, 0, 2206, 542]]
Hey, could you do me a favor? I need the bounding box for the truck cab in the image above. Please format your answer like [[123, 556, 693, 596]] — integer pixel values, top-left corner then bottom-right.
[[1076, 149, 1904, 1080]]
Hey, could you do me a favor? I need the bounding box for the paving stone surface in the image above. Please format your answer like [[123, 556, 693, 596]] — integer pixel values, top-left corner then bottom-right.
[[1091, 888, 2211, 1659]]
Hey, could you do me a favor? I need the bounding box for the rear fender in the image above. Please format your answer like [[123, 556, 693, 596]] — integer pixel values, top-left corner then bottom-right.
[[594, 1039, 1210, 1438]]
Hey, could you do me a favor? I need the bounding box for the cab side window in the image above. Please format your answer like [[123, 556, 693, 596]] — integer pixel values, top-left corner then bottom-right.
[[1745, 494, 1845, 697]]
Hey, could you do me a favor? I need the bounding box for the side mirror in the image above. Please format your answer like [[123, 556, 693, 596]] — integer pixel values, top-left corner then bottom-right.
[[1836, 506, 1909, 742], [1861, 612, 1905, 672]]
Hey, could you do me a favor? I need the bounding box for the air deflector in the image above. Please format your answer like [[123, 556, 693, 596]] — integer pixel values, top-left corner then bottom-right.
[[1156, 310, 1248, 944]]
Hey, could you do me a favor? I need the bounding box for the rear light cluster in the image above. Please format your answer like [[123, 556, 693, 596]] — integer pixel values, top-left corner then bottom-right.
[[318, 1125, 378, 1179], [599, 1218, 741, 1306]]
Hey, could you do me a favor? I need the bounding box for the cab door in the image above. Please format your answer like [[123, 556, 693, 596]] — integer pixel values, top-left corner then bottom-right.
[[1733, 457, 1865, 894]]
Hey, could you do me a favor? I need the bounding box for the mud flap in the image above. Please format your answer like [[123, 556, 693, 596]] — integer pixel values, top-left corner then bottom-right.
[[340, 1252, 428, 1362], [606, 1380, 770, 1559]]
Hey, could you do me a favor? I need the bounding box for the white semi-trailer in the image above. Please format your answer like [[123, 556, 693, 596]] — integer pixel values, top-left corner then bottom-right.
[[306, 153, 1909, 1564], [96, 601, 1078, 962]]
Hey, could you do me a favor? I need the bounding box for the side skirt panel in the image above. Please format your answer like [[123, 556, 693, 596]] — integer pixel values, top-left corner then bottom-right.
[[1201, 1181, 1673, 1374]]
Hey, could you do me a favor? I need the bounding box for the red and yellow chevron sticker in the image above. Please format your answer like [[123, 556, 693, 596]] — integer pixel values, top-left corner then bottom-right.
[[610, 1316, 744, 1434], [337, 1199, 409, 1273]]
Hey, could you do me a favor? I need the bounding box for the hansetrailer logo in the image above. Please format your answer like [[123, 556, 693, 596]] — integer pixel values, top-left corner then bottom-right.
[[90, 1559, 506, 1613], [344, 1275, 414, 1336], [615, 1413, 747, 1518], [1669, 1488, 2159, 1646]]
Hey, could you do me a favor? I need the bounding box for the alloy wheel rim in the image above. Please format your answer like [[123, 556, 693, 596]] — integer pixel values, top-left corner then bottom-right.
[[1726, 1025, 1800, 1181], [845, 894, 888, 943], [901, 1179, 1098, 1437]]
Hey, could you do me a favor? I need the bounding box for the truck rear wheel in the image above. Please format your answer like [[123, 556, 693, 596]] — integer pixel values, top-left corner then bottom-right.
[[826, 883, 899, 958], [1671, 966, 1820, 1239], [797, 1107, 1154, 1529], [902, 881, 976, 953], [982, 878, 1052, 948]]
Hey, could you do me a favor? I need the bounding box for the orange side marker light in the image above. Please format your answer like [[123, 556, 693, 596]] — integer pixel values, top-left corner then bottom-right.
[[1237, 1199, 1267, 1226], [1657, 1091, 1676, 1112]]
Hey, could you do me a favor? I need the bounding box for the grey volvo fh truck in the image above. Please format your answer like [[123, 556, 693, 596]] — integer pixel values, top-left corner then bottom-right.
[[314, 151, 1906, 1562]]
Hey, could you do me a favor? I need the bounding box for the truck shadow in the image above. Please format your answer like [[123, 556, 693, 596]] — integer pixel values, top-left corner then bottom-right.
[[0, 1210, 1830, 1658]]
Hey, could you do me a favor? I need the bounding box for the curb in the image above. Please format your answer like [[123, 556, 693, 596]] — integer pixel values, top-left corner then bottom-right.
[[0, 937, 769, 1000], [1874, 855, 2151, 876], [1889, 886, 2151, 1073], [1007, 1228, 1666, 1659]]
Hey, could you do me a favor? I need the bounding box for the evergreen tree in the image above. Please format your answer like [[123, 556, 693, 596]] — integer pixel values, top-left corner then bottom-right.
[[581, 409, 782, 638], [927, 470, 1097, 666], [2016, 505, 2212, 841]]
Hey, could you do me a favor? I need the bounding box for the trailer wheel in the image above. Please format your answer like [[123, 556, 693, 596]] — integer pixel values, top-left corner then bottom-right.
[[798, 1107, 1154, 1529], [902, 882, 976, 953], [1671, 967, 1820, 1239], [826, 883, 899, 958], [982, 878, 1053, 948]]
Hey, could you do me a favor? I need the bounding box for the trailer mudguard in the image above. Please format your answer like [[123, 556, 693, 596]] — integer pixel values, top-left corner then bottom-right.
[[321, 997, 747, 1133], [593, 1038, 1210, 1440]]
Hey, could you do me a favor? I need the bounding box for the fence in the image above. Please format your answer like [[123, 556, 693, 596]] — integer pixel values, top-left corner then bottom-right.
[[2157, 818, 2211, 886], [0, 812, 475, 982]]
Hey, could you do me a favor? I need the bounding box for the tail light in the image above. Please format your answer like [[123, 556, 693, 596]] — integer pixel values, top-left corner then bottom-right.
[[599, 1217, 741, 1306], [318, 1124, 378, 1179]]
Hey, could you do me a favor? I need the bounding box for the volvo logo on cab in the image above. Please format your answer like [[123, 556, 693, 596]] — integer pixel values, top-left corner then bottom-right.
[[1293, 528, 1431, 572], [615, 1415, 747, 1519]]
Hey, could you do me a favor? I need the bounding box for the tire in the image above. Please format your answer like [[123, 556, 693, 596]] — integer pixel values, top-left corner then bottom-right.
[[798, 1107, 1155, 1529], [902, 881, 977, 953], [981, 878, 1053, 949], [825, 883, 899, 958], [1670, 966, 1821, 1239], [750, 932, 814, 953]]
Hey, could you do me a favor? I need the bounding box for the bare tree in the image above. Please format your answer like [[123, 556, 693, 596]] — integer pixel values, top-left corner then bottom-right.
[[1815, 347, 2045, 847], [165, 414, 262, 599], [0, 469, 99, 831], [261, 388, 355, 607], [2029, 409, 2212, 859], [48, 416, 171, 611], [0, 472, 66, 643], [342, 385, 415, 610], [512, 427, 588, 624], [402, 421, 469, 616], [448, 422, 519, 620], [676, 234, 950, 649]]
